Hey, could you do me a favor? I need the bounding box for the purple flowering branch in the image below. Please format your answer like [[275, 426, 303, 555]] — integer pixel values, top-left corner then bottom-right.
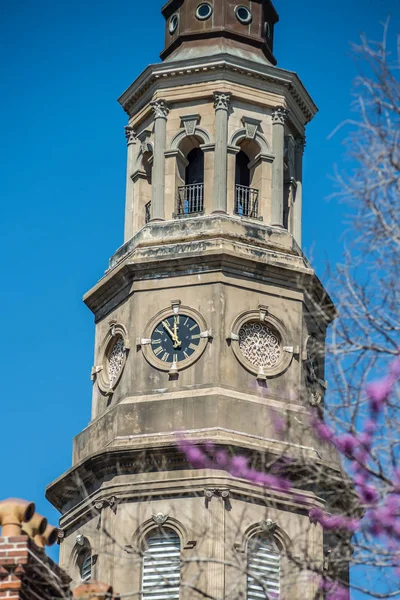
[[312, 355, 400, 543]]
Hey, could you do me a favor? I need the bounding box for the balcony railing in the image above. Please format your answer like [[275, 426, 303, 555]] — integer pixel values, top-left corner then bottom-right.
[[177, 184, 204, 216], [234, 185, 259, 219], [145, 201, 151, 224]]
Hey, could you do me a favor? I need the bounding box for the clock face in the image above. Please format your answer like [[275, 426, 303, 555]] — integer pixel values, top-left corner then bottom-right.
[[151, 314, 201, 364]]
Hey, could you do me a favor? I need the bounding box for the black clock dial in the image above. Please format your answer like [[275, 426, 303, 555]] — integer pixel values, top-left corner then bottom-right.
[[151, 315, 201, 364]]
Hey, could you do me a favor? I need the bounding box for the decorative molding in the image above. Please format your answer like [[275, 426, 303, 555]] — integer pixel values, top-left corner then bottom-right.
[[229, 128, 270, 153], [152, 513, 169, 526], [164, 149, 189, 168], [171, 299, 181, 314], [200, 143, 216, 153], [295, 136, 307, 155], [180, 114, 201, 136], [213, 91, 232, 112], [272, 106, 289, 125], [57, 529, 65, 544], [247, 152, 275, 170], [124, 126, 136, 146], [150, 99, 169, 120], [170, 126, 212, 150], [304, 335, 327, 406], [204, 488, 231, 508], [260, 519, 278, 534], [137, 129, 153, 155], [131, 516, 197, 552], [242, 116, 262, 140], [118, 57, 317, 127], [234, 519, 291, 554], [259, 304, 269, 322], [94, 497, 117, 512]]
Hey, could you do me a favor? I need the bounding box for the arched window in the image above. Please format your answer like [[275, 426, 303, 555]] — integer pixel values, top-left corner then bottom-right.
[[177, 147, 204, 215], [247, 535, 280, 599], [236, 150, 251, 188], [78, 548, 92, 582], [142, 529, 181, 600], [185, 148, 204, 186], [235, 150, 259, 218]]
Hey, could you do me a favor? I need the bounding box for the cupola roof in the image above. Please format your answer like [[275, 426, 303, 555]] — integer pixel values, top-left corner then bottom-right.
[[161, 0, 279, 66]]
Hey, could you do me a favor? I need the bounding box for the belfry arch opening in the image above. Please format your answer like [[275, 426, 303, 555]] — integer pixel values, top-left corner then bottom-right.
[[234, 139, 260, 219], [177, 136, 205, 216]]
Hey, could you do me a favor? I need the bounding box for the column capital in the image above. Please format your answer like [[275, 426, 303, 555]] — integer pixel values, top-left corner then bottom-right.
[[125, 126, 137, 146], [272, 106, 289, 125], [295, 136, 307, 154], [150, 99, 169, 120], [213, 91, 232, 112]]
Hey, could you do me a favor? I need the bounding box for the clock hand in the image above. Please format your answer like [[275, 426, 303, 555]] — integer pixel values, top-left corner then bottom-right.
[[162, 320, 182, 348], [173, 317, 182, 349]]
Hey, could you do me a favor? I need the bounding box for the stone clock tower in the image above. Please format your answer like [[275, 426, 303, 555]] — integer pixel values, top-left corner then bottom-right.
[[47, 2, 344, 599]]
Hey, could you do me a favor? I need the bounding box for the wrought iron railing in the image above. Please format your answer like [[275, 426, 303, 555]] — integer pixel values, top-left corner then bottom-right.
[[234, 185, 259, 219], [177, 184, 204, 216], [145, 201, 151, 224]]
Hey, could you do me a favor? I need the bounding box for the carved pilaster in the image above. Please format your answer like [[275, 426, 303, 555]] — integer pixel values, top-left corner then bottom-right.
[[271, 107, 289, 227], [213, 92, 231, 213], [150, 100, 169, 220]]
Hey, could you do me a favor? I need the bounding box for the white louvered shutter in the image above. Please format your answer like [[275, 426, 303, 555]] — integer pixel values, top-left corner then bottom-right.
[[80, 551, 92, 582], [247, 537, 280, 599], [142, 530, 181, 600]]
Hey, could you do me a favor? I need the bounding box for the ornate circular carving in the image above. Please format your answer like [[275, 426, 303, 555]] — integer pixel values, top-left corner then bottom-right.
[[230, 309, 293, 378], [108, 336, 125, 386], [141, 305, 210, 373], [96, 323, 130, 395], [239, 321, 281, 369]]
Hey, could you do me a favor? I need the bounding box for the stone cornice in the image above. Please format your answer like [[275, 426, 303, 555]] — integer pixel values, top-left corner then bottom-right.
[[118, 54, 318, 128], [82, 216, 335, 323], [46, 442, 342, 518]]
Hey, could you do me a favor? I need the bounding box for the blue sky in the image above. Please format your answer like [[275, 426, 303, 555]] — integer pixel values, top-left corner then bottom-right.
[[0, 0, 399, 594]]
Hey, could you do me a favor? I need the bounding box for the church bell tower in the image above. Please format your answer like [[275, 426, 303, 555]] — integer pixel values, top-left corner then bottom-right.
[[47, 1, 343, 598]]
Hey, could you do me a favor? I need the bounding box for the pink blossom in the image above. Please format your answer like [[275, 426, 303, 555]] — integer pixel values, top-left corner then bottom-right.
[[336, 434, 359, 456], [215, 450, 229, 467], [312, 418, 334, 442], [185, 446, 207, 468], [230, 456, 249, 477], [389, 356, 400, 378], [366, 377, 394, 411], [359, 484, 378, 505]]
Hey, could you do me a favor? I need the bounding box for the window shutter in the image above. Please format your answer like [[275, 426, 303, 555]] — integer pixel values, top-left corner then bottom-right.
[[247, 537, 280, 600], [142, 530, 181, 600], [80, 551, 92, 582]]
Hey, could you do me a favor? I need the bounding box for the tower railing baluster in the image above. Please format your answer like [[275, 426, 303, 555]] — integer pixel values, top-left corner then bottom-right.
[[234, 185, 259, 218], [177, 184, 204, 216]]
